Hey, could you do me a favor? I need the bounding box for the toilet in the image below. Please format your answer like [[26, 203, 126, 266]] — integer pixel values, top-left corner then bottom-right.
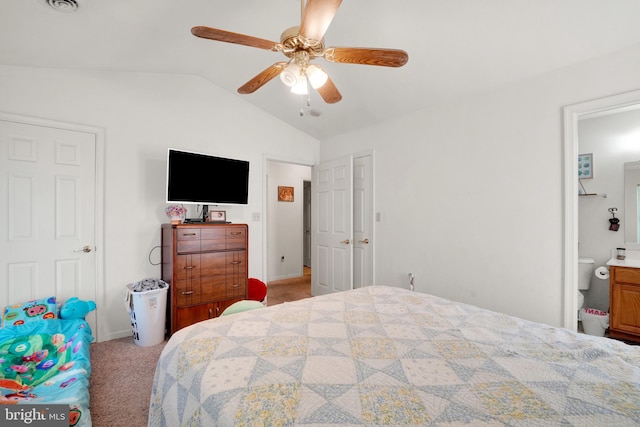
[[577, 257, 594, 309]]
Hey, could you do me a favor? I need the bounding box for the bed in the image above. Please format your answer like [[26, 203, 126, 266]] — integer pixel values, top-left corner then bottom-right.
[[0, 297, 93, 427], [148, 286, 640, 426]]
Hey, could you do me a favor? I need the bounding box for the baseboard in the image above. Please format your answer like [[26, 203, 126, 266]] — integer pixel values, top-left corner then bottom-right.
[[98, 329, 133, 343], [270, 272, 304, 282]]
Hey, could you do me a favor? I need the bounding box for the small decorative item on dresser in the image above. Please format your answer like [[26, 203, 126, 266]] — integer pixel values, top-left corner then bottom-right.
[[165, 205, 187, 224], [208, 210, 226, 222]]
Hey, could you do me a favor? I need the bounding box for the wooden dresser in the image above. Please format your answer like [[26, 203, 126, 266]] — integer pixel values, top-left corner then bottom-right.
[[609, 266, 640, 343], [161, 223, 248, 334]]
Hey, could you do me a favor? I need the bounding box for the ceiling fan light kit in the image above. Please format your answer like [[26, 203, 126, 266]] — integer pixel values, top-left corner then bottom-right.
[[280, 52, 329, 96], [191, 0, 408, 106], [291, 75, 309, 95], [306, 65, 328, 89]]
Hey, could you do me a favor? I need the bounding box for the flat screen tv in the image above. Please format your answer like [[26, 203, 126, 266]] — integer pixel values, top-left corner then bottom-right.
[[166, 148, 249, 206]]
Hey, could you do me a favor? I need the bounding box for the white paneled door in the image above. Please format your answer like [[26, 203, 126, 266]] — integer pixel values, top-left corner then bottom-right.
[[312, 156, 353, 296], [353, 155, 373, 288], [0, 119, 98, 335]]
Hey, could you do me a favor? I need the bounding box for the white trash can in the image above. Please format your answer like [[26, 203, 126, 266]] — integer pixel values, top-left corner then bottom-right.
[[579, 308, 609, 337], [125, 279, 168, 346]]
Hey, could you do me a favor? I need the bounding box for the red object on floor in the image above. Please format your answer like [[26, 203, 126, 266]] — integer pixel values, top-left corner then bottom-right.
[[247, 278, 267, 302]]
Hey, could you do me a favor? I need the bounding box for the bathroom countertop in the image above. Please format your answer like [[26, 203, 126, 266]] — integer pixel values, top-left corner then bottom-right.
[[607, 255, 640, 269]]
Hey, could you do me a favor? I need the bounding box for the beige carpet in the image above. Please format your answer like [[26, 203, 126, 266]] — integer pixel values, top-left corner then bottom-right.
[[89, 336, 165, 427], [89, 270, 310, 426]]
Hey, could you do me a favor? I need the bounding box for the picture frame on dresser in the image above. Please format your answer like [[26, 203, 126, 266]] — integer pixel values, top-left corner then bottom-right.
[[208, 210, 226, 222]]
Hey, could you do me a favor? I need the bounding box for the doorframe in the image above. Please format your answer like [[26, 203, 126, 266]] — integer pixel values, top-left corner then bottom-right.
[[262, 155, 314, 284], [0, 112, 105, 341], [303, 180, 311, 268], [562, 89, 640, 331]]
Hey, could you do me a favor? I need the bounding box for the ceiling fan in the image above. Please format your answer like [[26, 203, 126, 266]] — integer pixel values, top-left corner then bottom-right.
[[191, 0, 408, 104]]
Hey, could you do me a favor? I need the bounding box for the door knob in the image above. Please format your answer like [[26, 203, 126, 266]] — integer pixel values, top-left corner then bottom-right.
[[340, 239, 350, 245], [74, 245, 94, 253], [359, 239, 369, 244]]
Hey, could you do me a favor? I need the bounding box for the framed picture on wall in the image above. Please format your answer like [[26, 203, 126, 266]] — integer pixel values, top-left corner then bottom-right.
[[578, 153, 593, 179], [278, 186, 294, 202]]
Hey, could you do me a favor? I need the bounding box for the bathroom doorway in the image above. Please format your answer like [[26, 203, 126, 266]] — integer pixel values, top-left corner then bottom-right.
[[563, 89, 640, 331]]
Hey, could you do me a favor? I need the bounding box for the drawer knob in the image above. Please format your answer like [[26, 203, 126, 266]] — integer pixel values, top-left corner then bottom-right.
[[231, 261, 241, 265], [181, 290, 195, 295], [184, 265, 196, 269], [230, 231, 242, 235], [182, 233, 197, 236]]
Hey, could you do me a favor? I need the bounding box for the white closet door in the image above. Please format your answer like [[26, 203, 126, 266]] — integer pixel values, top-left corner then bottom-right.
[[0, 119, 98, 335], [312, 156, 353, 296], [353, 154, 373, 288]]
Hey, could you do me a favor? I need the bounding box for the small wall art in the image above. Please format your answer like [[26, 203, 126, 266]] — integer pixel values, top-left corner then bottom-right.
[[278, 186, 294, 202], [578, 153, 593, 179]]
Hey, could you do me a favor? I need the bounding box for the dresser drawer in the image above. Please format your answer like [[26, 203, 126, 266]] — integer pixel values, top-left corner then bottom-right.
[[199, 276, 228, 301], [200, 227, 227, 240], [176, 228, 201, 240], [173, 277, 201, 307], [227, 279, 246, 298], [199, 252, 228, 276], [201, 228, 226, 251], [226, 226, 247, 249], [176, 229, 201, 253]]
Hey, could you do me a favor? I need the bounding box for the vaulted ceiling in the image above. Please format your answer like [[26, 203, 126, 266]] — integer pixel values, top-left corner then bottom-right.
[[3, 0, 640, 139]]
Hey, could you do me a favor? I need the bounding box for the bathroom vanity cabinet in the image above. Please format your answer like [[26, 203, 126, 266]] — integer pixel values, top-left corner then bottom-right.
[[609, 266, 640, 343]]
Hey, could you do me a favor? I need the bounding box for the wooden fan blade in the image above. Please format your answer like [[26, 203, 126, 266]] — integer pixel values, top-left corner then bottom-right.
[[299, 0, 343, 44], [192, 26, 277, 51], [237, 63, 286, 94], [325, 47, 409, 67], [316, 75, 342, 104]]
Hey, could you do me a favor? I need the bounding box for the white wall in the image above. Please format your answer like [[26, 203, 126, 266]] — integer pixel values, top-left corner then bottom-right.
[[266, 161, 312, 281], [578, 108, 640, 310], [0, 65, 319, 341], [320, 44, 640, 327]]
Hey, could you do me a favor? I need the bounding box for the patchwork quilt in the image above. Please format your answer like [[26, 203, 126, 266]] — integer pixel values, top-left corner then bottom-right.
[[148, 286, 640, 426], [0, 318, 92, 426]]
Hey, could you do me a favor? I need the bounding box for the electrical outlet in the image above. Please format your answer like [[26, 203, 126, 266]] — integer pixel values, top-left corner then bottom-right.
[[281, 255, 285, 262], [252, 212, 260, 221]]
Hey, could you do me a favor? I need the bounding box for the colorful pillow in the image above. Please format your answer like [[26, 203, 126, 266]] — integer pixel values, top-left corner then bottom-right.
[[1, 296, 57, 328]]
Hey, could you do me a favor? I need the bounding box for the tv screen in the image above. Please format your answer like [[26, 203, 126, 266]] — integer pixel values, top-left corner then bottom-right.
[[166, 149, 249, 205]]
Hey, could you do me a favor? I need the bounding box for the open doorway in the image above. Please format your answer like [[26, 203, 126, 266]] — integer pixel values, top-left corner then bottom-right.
[[266, 161, 312, 302], [563, 89, 640, 331]]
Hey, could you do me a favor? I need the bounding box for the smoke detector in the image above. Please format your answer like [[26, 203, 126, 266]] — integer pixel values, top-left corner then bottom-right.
[[37, 0, 79, 12]]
